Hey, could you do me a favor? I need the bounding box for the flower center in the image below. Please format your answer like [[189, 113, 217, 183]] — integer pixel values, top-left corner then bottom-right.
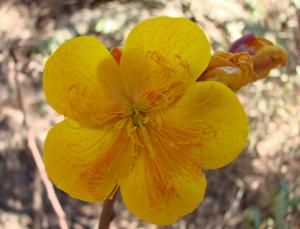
[[131, 108, 148, 127]]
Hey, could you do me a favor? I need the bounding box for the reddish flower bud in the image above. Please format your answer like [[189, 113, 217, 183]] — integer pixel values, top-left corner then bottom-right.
[[229, 33, 287, 79]]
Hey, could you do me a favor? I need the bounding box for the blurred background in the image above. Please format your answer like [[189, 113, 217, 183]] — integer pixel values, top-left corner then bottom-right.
[[0, 0, 299, 228]]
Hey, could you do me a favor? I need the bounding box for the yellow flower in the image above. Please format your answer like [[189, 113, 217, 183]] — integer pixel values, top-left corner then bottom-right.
[[43, 17, 248, 225]]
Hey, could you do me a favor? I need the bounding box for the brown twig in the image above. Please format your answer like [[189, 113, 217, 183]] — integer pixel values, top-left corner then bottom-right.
[[27, 130, 69, 229], [32, 171, 43, 229], [98, 192, 117, 229], [10, 46, 69, 229], [9, 45, 27, 127]]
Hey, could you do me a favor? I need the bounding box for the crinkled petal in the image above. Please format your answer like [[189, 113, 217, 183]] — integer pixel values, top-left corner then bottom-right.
[[43, 120, 134, 202], [166, 81, 248, 169], [253, 45, 287, 79], [120, 153, 206, 225], [120, 17, 210, 102], [43, 36, 126, 127], [199, 51, 256, 91]]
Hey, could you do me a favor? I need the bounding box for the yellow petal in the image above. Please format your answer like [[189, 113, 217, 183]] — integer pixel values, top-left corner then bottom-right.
[[121, 17, 211, 101], [43, 36, 126, 127], [43, 36, 107, 114], [97, 55, 127, 100], [120, 153, 206, 225], [44, 120, 135, 202], [166, 81, 248, 169]]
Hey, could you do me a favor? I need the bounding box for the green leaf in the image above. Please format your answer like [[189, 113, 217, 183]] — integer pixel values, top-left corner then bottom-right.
[[243, 207, 261, 229], [288, 196, 300, 208], [273, 177, 289, 229]]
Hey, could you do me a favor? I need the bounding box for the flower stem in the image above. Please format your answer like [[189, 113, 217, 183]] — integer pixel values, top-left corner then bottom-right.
[[98, 192, 117, 229]]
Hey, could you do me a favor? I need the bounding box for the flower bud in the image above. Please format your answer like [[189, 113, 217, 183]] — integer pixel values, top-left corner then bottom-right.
[[229, 33, 287, 79], [198, 51, 256, 91]]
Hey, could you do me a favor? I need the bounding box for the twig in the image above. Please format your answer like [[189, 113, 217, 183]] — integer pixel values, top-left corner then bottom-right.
[[32, 170, 43, 229], [98, 192, 117, 229], [9, 45, 27, 127], [10, 46, 69, 229], [28, 129, 69, 229]]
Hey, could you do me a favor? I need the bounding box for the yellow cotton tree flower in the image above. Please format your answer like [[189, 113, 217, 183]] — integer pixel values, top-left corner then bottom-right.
[[43, 17, 248, 225]]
